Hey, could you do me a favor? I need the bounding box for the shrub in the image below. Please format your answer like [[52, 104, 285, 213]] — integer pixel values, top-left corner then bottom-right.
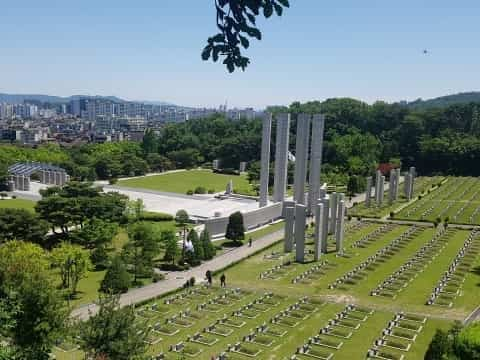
[[194, 186, 207, 194], [418, 195, 422, 200], [213, 168, 240, 176], [390, 211, 395, 218], [189, 277, 195, 287], [11, 195, 16, 199], [347, 215, 352, 221], [139, 212, 174, 222], [109, 178, 118, 185], [152, 272, 165, 283], [186, 189, 194, 195], [208, 189, 215, 194], [0, 192, 8, 198]]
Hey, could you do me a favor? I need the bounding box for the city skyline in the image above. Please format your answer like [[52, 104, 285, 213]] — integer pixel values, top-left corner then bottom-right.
[[1, 1, 479, 108]]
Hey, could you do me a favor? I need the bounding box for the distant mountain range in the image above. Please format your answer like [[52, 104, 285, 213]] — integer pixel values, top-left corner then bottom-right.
[[402, 92, 480, 109], [0, 93, 174, 106]]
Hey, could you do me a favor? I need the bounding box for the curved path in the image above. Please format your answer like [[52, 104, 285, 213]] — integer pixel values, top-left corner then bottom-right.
[[71, 228, 284, 320]]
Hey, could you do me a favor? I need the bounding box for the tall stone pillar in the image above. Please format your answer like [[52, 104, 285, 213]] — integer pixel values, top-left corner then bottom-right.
[[56, 171, 62, 186], [394, 168, 401, 200], [284, 206, 295, 253], [365, 176, 373, 207], [259, 114, 272, 207], [409, 166, 416, 179], [314, 202, 324, 261], [23, 176, 30, 191], [389, 169, 395, 204], [40, 170, 46, 184], [294, 204, 306, 263], [308, 114, 325, 214], [374, 170, 381, 203], [321, 197, 329, 253], [239, 162, 247, 173], [273, 113, 291, 203], [293, 114, 311, 205], [379, 176, 385, 205], [335, 200, 346, 254], [405, 173, 413, 200], [330, 192, 338, 234]]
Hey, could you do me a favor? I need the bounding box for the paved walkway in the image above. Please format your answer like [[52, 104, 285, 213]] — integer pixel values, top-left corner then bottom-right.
[[71, 228, 284, 320]]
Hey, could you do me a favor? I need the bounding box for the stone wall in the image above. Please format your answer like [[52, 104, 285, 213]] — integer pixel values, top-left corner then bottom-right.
[[205, 202, 283, 238]]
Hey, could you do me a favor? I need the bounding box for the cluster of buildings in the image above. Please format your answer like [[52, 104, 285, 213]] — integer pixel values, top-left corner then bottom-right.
[[0, 96, 262, 145]]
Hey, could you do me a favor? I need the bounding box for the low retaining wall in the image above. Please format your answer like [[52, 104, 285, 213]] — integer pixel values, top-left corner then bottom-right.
[[205, 202, 283, 237]]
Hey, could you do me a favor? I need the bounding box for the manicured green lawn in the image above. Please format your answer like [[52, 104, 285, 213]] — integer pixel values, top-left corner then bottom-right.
[[118, 169, 255, 195], [0, 198, 36, 211]]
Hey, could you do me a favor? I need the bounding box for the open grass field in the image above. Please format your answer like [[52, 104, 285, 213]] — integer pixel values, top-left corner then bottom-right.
[[396, 177, 480, 225], [0, 198, 36, 211], [118, 169, 256, 195], [349, 176, 445, 219], [54, 217, 480, 360]]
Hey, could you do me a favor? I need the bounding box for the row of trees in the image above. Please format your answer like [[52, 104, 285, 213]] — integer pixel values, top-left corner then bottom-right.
[[2, 100, 480, 189], [425, 321, 480, 359]]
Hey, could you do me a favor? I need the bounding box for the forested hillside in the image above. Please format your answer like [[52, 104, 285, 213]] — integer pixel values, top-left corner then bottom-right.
[[1, 98, 480, 188]]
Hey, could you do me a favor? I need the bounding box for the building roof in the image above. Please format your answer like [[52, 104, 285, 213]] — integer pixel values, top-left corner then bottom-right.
[[8, 162, 66, 176]]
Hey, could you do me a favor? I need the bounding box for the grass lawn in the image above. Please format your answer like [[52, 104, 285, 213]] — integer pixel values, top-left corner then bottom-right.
[[118, 169, 255, 195], [0, 198, 36, 211]]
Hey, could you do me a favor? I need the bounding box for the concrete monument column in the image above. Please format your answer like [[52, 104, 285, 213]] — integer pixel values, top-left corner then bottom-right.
[[239, 162, 247, 173], [293, 114, 311, 205], [374, 170, 381, 203], [294, 204, 306, 263], [23, 176, 30, 191], [55, 171, 61, 186], [308, 114, 325, 213], [314, 202, 324, 261], [379, 176, 385, 205], [321, 197, 329, 253], [330, 192, 338, 234], [394, 168, 401, 200], [389, 169, 395, 204], [273, 113, 291, 203], [259, 113, 272, 207], [284, 206, 295, 253], [365, 176, 373, 207], [335, 200, 346, 254]]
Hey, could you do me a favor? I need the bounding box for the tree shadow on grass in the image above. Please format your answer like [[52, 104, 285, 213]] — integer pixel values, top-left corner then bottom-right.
[[470, 266, 480, 286]]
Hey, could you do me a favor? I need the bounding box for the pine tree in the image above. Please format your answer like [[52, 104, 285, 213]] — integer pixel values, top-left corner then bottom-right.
[[200, 229, 216, 260], [100, 256, 131, 294], [188, 229, 204, 260], [163, 230, 179, 264], [225, 211, 245, 245]]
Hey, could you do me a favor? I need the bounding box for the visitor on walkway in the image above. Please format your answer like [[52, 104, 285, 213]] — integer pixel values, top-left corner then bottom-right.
[[220, 273, 226, 288], [248, 237, 253, 247], [206, 270, 212, 286]]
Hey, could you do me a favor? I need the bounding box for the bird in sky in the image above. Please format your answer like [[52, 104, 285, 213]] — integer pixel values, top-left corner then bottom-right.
[[423, 49, 429, 55]]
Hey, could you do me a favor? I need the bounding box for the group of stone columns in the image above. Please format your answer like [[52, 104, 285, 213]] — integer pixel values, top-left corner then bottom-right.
[[40, 170, 69, 186], [8, 175, 30, 191], [259, 113, 325, 211], [284, 190, 346, 263], [388, 168, 401, 204], [366, 167, 402, 207], [259, 113, 292, 207], [404, 166, 416, 200]]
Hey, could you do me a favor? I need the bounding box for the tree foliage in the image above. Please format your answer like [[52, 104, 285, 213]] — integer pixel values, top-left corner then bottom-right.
[[0, 241, 67, 359], [79, 295, 149, 360], [100, 256, 131, 294], [225, 211, 245, 243], [0, 208, 49, 245], [203, 0, 290, 72]]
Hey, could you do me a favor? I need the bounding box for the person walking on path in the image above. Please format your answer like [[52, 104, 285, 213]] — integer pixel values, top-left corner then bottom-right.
[[206, 270, 212, 286], [220, 273, 226, 288], [248, 237, 253, 247]]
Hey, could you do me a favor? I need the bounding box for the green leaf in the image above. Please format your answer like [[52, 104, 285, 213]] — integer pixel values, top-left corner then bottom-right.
[[239, 35, 250, 49], [277, 0, 290, 7], [201, 46, 212, 61], [263, 2, 273, 18], [273, 3, 283, 16]]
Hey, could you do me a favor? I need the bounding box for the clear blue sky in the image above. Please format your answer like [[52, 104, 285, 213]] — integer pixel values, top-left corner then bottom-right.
[[1, 1, 479, 108]]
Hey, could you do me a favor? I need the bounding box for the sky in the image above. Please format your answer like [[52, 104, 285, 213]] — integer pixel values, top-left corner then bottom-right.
[[1, 0, 479, 108]]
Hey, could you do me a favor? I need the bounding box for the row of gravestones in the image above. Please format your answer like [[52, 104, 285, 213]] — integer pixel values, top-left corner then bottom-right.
[[291, 260, 330, 284], [259, 260, 293, 280], [367, 312, 427, 360], [371, 228, 453, 298], [292, 304, 374, 360], [351, 223, 397, 249], [165, 292, 283, 359], [328, 226, 422, 289], [427, 229, 480, 307]]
